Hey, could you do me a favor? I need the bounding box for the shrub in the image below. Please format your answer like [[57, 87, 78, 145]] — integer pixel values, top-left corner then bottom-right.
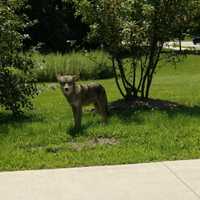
[[0, 2, 37, 115], [32, 50, 113, 82]]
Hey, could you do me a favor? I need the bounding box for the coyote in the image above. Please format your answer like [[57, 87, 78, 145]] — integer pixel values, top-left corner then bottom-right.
[[57, 75, 108, 130]]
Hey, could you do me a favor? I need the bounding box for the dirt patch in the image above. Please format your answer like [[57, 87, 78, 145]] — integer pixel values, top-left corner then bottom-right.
[[92, 137, 119, 145], [46, 146, 63, 153], [20, 137, 119, 153], [68, 137, 119, 151]]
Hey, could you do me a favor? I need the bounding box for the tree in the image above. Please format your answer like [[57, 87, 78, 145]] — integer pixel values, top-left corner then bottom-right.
[[22, 0, 89, 52], [0, 1, 37, 115], [74, 0, 193, 99], [188, 0, 200, 37]]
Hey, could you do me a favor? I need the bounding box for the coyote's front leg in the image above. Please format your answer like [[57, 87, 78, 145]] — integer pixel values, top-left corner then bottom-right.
[[72, 105, 82, 130]]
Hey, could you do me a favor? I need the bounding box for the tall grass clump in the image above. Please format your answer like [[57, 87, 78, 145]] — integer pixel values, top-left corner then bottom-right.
[[32, 51, 113, 82]]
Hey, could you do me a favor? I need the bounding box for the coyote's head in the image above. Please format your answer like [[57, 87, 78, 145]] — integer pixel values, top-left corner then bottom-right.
[[57, 75, 79, 96]]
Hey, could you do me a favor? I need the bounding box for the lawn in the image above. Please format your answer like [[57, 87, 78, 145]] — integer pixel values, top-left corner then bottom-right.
[[1, 55, 200, 171]]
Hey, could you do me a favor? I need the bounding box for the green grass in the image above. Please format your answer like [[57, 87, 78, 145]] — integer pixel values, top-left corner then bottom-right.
[[1, 55, 200, 171], [32, 50, 113, 82]]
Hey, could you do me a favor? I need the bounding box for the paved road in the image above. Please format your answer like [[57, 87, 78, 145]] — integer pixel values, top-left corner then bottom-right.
[[181, 41, 200, 48], [164, 41, 200, 50], [1, 159, 200, 200]]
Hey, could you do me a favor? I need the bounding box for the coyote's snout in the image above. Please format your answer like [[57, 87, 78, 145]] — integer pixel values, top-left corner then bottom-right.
[[57, 75, 108, 130]]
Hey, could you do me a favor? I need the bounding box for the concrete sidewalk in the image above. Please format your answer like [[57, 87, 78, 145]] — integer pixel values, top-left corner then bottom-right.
[[1, 159, 200, 200]]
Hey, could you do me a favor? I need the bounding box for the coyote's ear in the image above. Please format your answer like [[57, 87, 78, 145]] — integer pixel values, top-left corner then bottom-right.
[[73, 75, 80, 81], [56, 74, 63, 81]]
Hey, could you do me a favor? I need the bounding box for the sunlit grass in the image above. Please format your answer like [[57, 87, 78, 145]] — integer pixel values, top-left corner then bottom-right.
[[1, 55, 200, 171]]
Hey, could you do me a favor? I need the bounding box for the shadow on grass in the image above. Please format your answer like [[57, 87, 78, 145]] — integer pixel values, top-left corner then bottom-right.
[[1, 98, 200, 136], [68, 126, 85, 137], [67, 122, 95, 137], [165, 105, 200, 119], [0, 113, 42, 123], [0, 112, 44, 135], [109, 97, 200, 122], [66, 98, 200, 134]]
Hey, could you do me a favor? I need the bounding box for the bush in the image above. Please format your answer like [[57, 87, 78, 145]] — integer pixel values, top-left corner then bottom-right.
[[32, 50, 113, 82], [0, 2, 38, 115]]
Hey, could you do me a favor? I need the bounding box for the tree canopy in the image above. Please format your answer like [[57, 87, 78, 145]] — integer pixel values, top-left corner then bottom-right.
[[74, 0, 198, 98], [22, 0, 89, 52], [189, 0, 200, 36]]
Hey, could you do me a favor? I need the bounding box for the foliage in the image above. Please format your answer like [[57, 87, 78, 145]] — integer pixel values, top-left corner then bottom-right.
[[32, 51, 113, 82], [74, 0, 194, 99], [0, 1, 37, 115], [188, 0, 200, 36], [21, 0, 89, 52]]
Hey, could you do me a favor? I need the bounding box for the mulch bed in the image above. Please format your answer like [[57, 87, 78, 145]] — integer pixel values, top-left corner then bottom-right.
[[108, 97, 184, 112]]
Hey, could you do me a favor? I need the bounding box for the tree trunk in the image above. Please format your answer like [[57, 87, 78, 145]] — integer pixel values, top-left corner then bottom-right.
[[112, 41, 162, 100], [112, 57, 126, 98]]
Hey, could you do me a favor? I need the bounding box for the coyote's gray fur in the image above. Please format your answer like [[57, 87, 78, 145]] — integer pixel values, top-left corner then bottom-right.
[[57, 75, 108, 130]]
